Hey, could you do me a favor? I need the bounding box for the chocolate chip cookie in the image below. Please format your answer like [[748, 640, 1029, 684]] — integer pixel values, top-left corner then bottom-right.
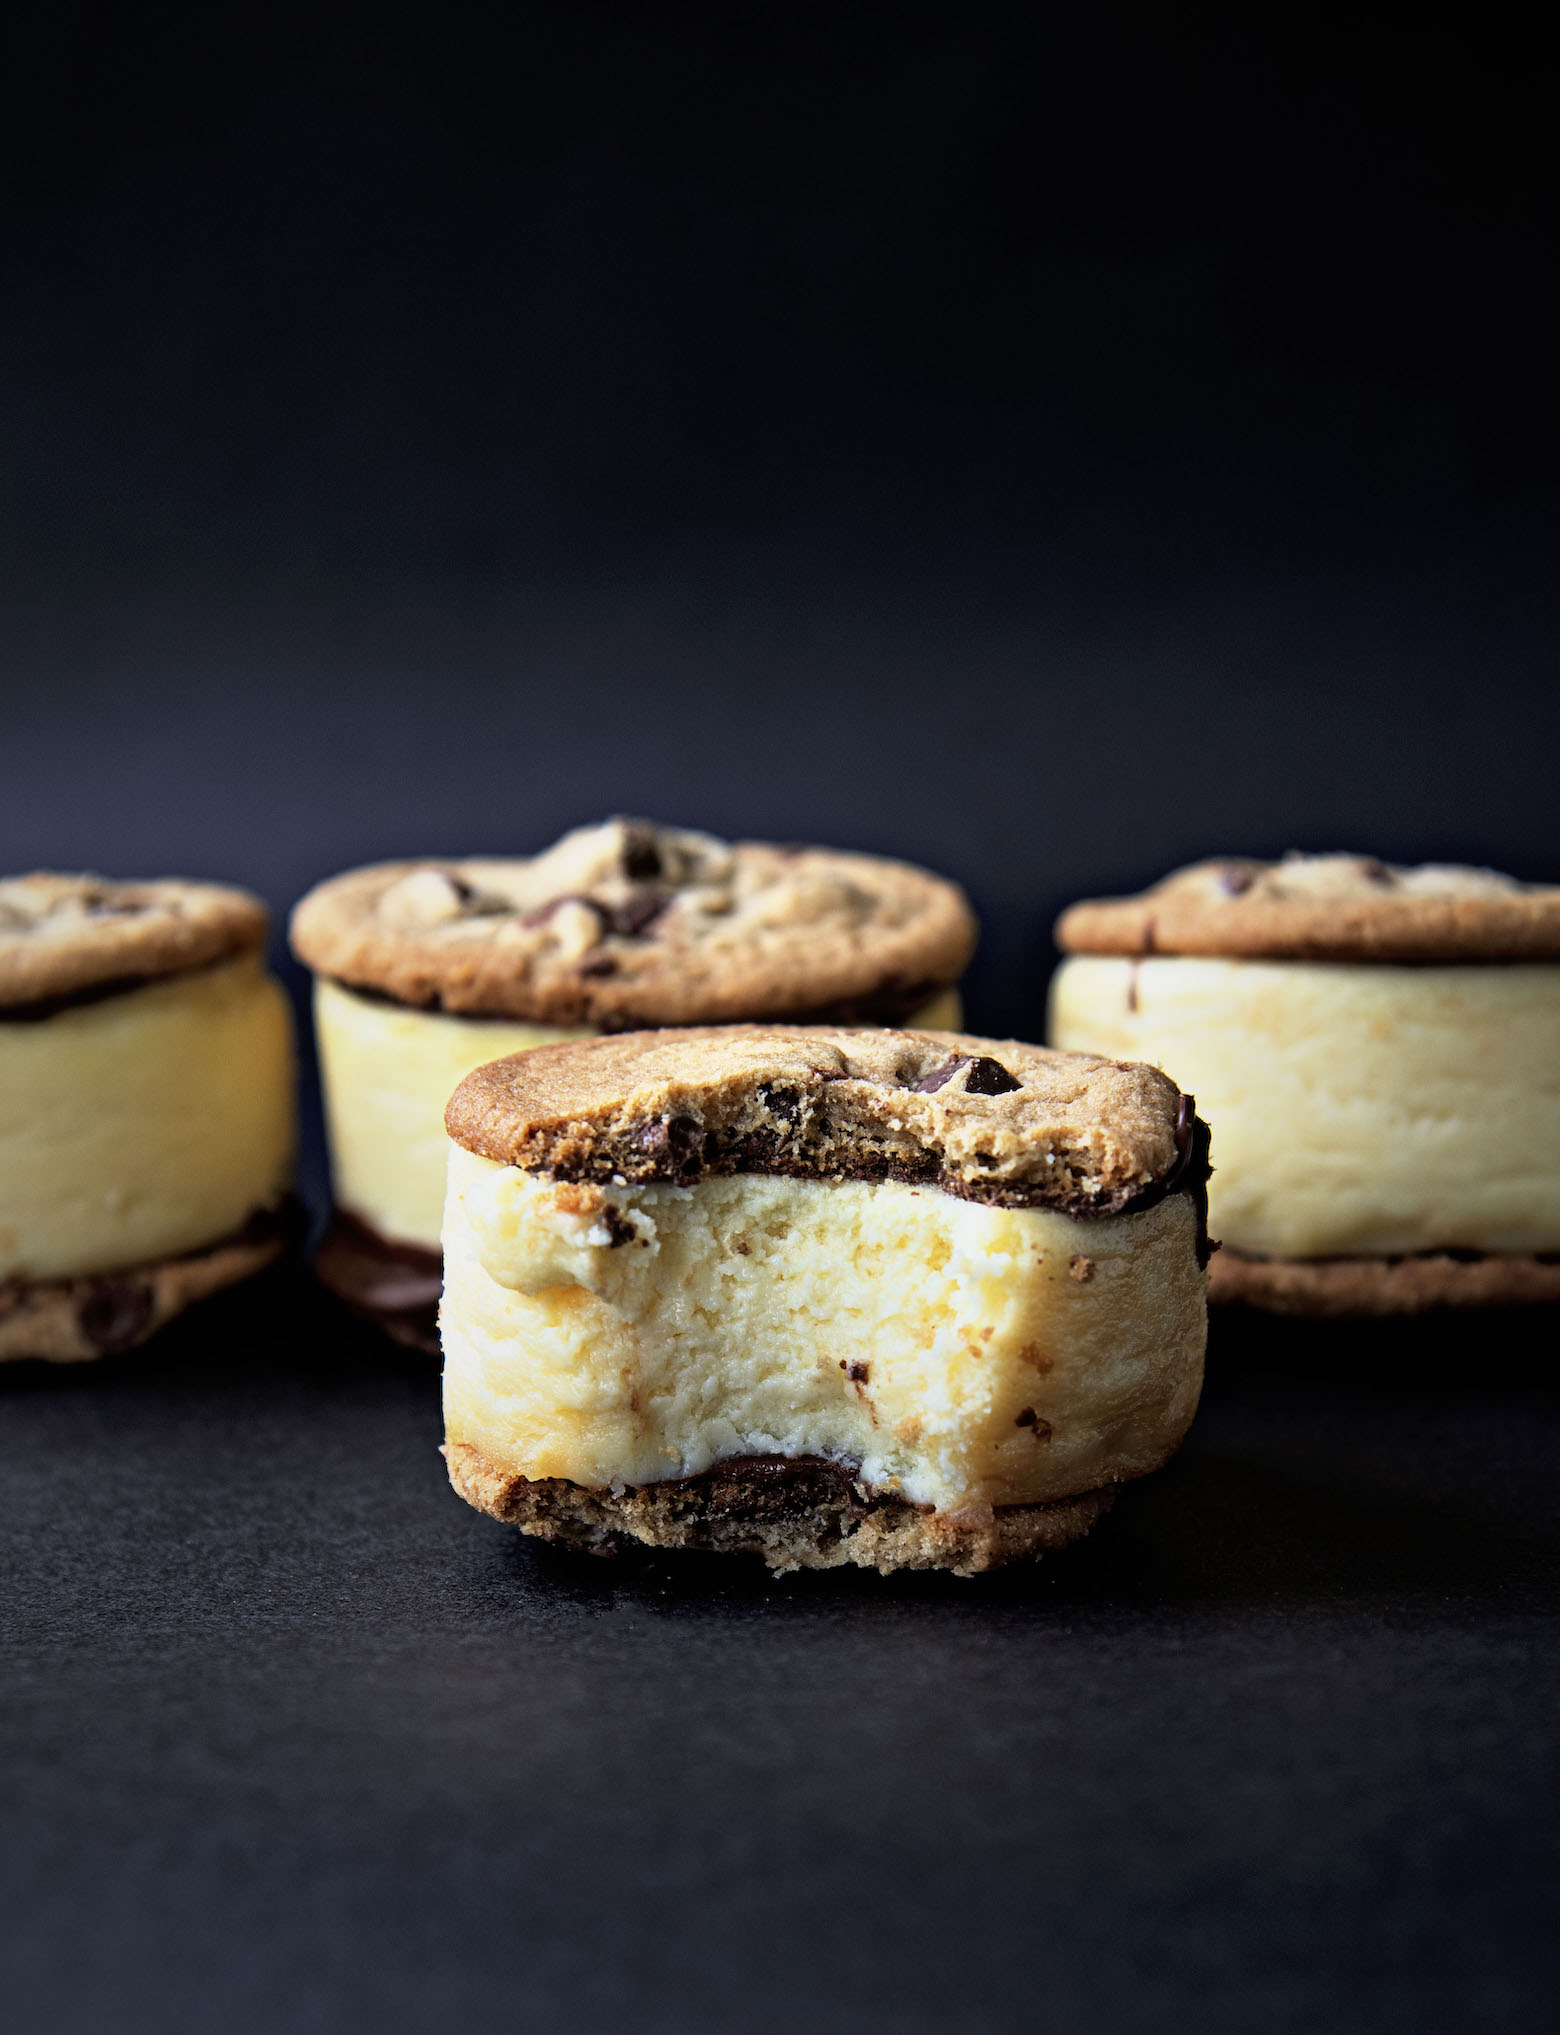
[[1050, 854, 1560, 1314], [441, 1024, 1209, 1574], [291, 820, 976, 1348], [1, 874, 298, 1362]]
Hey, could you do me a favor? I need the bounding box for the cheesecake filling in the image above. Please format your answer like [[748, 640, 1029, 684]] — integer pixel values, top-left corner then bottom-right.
[[0, 952, 295, 1283], [315, 979, 964, 1254], [440, 1146, 1205, 1518], [314, 977, 594, 1251], [1049, 957, 1560, 1259]]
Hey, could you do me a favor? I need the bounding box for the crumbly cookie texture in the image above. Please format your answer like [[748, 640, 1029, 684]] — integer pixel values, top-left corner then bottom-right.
[[290, 818, 977, 1026], [1209, 1248, 1560, 1316], [444, 1024, 1201, 1219], [0, 873, 269, 1010], [446, 1442, 1114, 1577], [0, 1206, 295, 1364], [1056, 853, 1560, 962]]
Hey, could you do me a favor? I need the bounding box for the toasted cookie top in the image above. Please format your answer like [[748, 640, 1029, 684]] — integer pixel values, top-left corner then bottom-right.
[[0, 873, 269, 1014], [291, 820, 977, 1026], [1056, 854, 1560, 963], [445, 1024, 1204, 1218]]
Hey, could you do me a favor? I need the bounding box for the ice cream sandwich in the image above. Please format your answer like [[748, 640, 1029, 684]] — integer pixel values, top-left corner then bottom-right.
[[1, 874, 297, 1362], [291, 820, 976, 1350], [439, 1025, 1208, 1574], [1049, 853, 1560, 1313]]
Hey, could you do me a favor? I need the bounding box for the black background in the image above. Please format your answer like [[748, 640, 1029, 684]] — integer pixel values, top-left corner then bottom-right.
[[3, 6, 1558, 2029]]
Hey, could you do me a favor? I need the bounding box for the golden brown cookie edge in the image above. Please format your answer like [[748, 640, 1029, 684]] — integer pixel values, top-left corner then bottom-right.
[[0, 1212, 295, 1365], [441, 1023, 1201, 1218], [1056, 876, 1560, 963], [1208, 1246, 1560, 1316], [445, 1439, 1114, 1576], [289, 845, 977, 1024], [0, 874, 270, 1010]]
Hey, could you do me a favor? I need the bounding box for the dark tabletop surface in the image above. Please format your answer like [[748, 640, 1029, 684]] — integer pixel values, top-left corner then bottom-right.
[[5, 1275, 1558, 2034], [6, 8, 1560, 2028]]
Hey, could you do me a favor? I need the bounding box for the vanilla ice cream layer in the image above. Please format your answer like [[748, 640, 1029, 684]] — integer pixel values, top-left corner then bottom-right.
[[1049, 957, 1560, 1258], [0, 953, 295, 1283], [314, 979, 963, 1254], [441, 1149, 1205, 1517]]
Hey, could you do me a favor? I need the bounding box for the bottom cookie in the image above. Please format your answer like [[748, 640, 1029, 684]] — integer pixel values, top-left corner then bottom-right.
[[313, 1210, 443, 1355], [0, 1198, 303, 1364], [446, 1439, 1114, 1577], [1209, 1244, 1560, 1316]]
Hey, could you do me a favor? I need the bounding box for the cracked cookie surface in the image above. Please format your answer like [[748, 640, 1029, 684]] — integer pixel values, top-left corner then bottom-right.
[[290, 818, 976, 1025]]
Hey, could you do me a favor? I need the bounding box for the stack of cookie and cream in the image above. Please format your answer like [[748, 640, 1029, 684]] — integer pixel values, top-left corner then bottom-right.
[[289, 817, 1213, 1574], [8, 822, 1552, 1578], [289, 819, 976, 1352], [1049, 854, 1560, 1314], [1, 875, 297, 1362]]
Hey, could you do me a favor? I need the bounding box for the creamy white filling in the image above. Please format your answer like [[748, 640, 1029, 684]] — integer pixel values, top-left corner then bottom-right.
[[440, 1148, 1205, 1516], [1048, 956, 1560, 1257], [0, 953, 295, 1282], [313, 978, 594, 1250], [313, 979, 963, 1253]]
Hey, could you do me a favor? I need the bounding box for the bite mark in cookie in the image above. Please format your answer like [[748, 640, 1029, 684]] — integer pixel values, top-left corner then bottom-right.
[[439, 1024, 1208, 1573], [444, 1024, 1208, 1222]]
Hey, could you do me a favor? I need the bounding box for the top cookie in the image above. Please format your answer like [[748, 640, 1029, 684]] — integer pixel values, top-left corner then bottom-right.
[[445, 1023, 1203, 1219], [0, 873, 270, 1014], [1056, 854, 1560, 963], [290, 820, 978, 1027]]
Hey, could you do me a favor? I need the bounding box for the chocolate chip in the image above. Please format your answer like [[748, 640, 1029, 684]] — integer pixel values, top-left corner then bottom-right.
[[579, 954, 618, 977], [1216, 862, 1258, 896], [600, 1206, 638, 1248], [521, 893, 603, 932], [636, 1114, 704, 1176], [1014, 1407, 1053, 1439], [916, 1054, 1020, 1096], [621, 826, 663, 882], [600, 889, 668, 939], [841, 1360, 870, 1384], [915, 1055, 971, 1094], [77, 1275, 155, 1352], [757, 1083, 802, 1123], [963, 1056, 1022, 1096]]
